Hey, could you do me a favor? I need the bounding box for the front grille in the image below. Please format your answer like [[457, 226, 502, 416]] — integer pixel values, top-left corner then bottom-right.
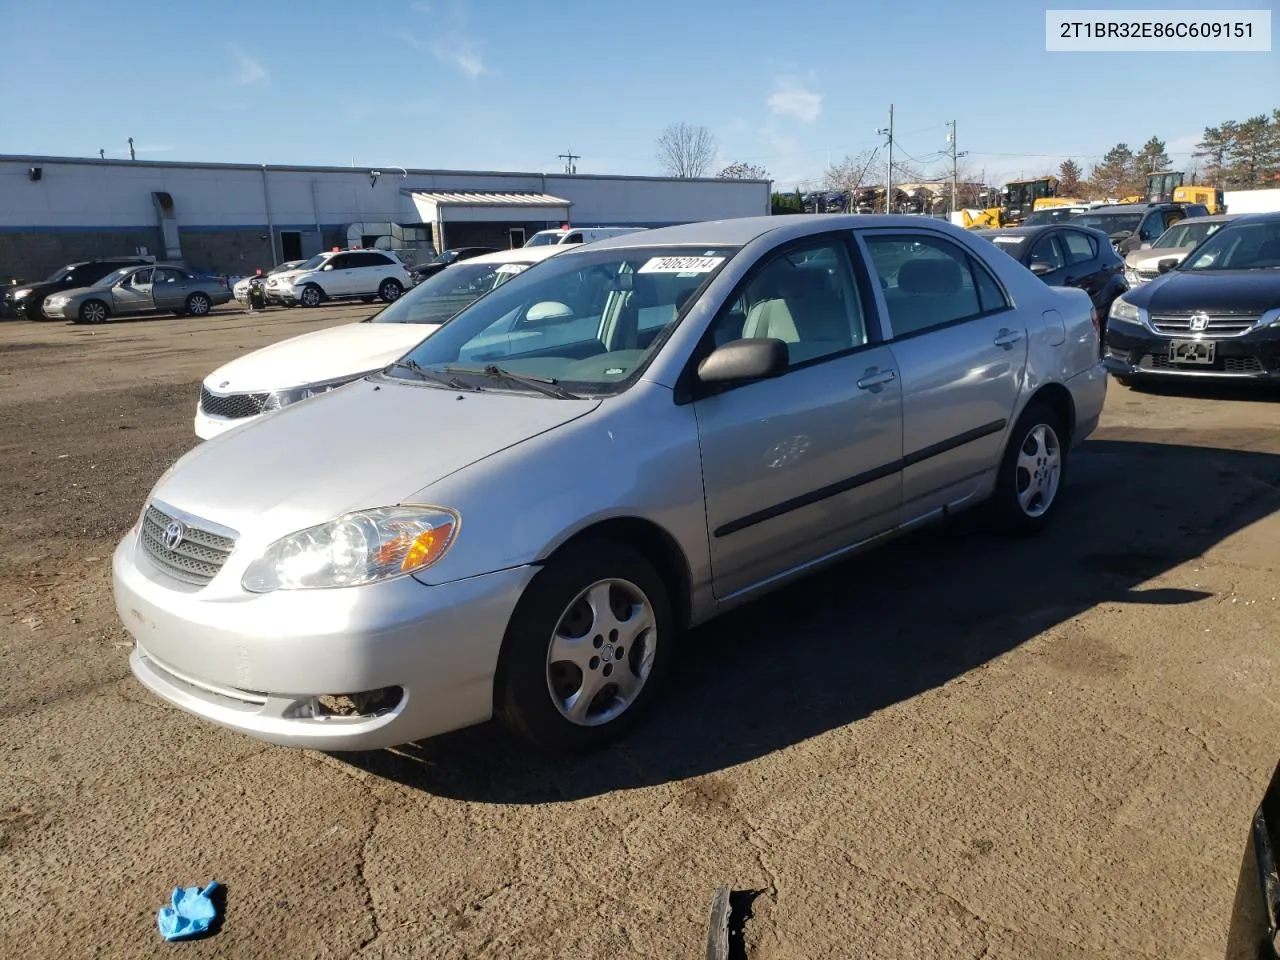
[[139, 504, 236, 585], [200, 386, 269, 420], [1149, 313, 1259, 337], [1136, 269, 1159, 281], [1138, 353, 1264, 374]]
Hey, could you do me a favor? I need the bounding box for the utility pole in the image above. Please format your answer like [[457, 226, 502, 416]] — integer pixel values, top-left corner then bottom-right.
[[127, 137, 136, 161], [558, 150, 579, 174], [878, 104, 894, 214], [946, 120, 969, 217]]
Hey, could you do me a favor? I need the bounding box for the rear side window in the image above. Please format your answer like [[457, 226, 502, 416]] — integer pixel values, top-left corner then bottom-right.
[[1061, 231, 1097, 263], [563, 233, 584, 244], [863, 234, 1010, 337]]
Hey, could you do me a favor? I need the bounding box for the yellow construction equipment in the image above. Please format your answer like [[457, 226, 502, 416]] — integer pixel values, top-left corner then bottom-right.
[[1147, 171, 1227, 213], [962, 176, 1059, 229]]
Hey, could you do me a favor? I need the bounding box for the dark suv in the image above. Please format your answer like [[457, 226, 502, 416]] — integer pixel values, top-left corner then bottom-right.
[[1070, 203, 1210, 256], [3, 257, 154, 320]]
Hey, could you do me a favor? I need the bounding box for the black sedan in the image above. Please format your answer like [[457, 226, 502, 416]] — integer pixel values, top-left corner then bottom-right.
[[975, 223, 1128, 320], [1103, 213, 1280, 384], [1225, 757, 1278, 959], [409, 246, 499, 283]]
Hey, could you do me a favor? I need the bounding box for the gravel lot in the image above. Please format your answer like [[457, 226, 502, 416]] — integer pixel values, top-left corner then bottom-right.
[[1, 304, 1278, 959]]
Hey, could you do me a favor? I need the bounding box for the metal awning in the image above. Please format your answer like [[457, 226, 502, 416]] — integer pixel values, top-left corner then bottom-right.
[[408, 190, 572, 223]]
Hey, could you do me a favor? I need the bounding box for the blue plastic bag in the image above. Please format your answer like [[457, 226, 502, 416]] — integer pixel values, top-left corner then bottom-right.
[[157, 881, 220, 941]]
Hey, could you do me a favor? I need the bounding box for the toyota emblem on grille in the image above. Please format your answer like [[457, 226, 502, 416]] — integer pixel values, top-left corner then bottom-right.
[[162, 520, 186, 551], [1188, 312, 1210, 332]]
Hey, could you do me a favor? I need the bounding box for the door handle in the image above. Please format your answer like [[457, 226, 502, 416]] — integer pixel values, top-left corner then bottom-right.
[[993, 328, 1023, 348], [856, 368, 896, 390]]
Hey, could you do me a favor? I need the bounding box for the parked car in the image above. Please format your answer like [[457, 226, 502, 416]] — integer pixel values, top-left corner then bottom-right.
[[194, 245, 573, 440], [1103, 212, 1280, 384], [3, 256, 154, 320], [409, 247, 499, 284], [975, 224, 1127, 332], [41, 263, 232, 324], [1123, 215, 1238, 286], [1071, 202, 1209, 255], [232, 261, 306, 304], [1021, 207, 1088, 226], [113, 215, 1105, 754], [265, 249, 412, 307], [524, 226, 648, 247], [1225, 757, 1279, 960]]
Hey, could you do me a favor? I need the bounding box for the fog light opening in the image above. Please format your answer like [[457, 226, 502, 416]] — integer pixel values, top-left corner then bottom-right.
[[316, 687, 403, 718]]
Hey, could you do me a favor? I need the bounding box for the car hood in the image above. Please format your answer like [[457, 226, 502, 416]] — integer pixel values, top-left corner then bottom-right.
[[266, 269, 306, 284], [203, 322, 441, 393], [1125, 246, 1194, 270], [1125, 270, 1280, 314], [154, 378, 602, 543]]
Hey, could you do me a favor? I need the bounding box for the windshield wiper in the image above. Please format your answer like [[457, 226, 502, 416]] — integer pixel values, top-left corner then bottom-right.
[[387, 358, 476, 390], [442, 364, 581, 400]]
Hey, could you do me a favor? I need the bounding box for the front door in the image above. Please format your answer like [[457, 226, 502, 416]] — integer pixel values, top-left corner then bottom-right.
[[860, 230, 1027, 515], [692, 236, 903, 600], [320, 253, 356, 296], [110, 267, 155, 314]]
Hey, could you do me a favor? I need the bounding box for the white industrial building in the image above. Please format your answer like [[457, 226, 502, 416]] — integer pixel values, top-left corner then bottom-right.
[[0, 155, 771, 282]]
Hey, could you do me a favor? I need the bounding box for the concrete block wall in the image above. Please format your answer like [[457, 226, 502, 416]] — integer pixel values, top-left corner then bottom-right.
[[0, 229, 162, 284]]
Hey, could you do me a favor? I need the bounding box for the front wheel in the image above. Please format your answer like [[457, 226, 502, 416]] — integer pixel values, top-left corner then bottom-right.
[[992, 402, 1066, 536], [495, 540, 670, 753], [78, 300, 109, 325], [299, 284, 323, 308], [377, 278, 403, 303]]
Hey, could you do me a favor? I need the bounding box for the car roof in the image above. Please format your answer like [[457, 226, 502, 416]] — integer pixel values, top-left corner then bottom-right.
[[975, 223, 1111, 241], [1177, 214, 1238, 224]]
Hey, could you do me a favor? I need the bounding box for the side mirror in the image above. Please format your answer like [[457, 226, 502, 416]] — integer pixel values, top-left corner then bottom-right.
[[523, 301, 574, 325], [1157, 258, 1179, 274], [322, 264, 334, 271], [697, 338, 789, 384], [1029, 261, 1055, 276]]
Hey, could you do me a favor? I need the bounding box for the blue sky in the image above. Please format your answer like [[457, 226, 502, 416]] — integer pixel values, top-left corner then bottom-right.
[[3, 0, 1276, 189]]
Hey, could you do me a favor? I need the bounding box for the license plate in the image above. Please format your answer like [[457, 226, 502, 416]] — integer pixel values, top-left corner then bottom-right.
[[1169, 339, 1215, 364]]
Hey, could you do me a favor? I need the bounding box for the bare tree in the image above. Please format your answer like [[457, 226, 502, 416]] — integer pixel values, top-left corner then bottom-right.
[[824, 149, 878, 194], [656, 122, 718, 178], [718, 160, 770, 180]]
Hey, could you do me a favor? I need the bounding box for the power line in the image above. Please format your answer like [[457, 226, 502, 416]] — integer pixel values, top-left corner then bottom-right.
[[557, 150, 580, 174]]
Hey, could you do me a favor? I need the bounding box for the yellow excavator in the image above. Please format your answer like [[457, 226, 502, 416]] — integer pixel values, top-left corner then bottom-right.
[[1147, 171, 1227, 213], [962, 176, 1059, 228]]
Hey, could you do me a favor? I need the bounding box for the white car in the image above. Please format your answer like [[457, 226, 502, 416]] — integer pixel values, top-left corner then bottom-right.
[[524, 226, 648, 247], [266, 249, 413, 308], [231, 260, 306, 304], [195, 245, 572, 439]]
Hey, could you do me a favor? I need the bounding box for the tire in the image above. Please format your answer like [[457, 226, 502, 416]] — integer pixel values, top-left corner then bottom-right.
[[185, 292, 211, 317], [377, 278, 403, 303], [992, 401, 1067, 536], [494, 539, 671, 754], [77, 300, 109, 325], [299, 284, 323, 308]]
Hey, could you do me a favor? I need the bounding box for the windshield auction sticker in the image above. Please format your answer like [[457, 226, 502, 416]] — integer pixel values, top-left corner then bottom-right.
[[638, 256, 725, 274]]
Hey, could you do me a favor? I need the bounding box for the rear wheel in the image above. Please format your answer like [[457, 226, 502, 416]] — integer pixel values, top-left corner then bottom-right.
[[495, 540, 670, 753], [992, 401, 1066, 536], [377, 278, 403, 303], [185, 292, 211, 317], [78, 300, 109, 325]]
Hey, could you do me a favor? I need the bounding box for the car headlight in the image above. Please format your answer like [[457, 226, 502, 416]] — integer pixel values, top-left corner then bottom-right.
[[1109, 298, 1142, 326], [241, 505, 460, 591], [12, 288, 33, 300], [46, 295, 71, 308], [261, 376, 358, 412]]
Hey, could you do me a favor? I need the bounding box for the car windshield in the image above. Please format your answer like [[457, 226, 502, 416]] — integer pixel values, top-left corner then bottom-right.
[[1181, 221, 1280, 271], [92, 268, 134, 288], [372, 260, 538, 325], [1153, 221, 1224, 248], [1072, 212, 1143, 235], [295, 254, 328, 272], [270, 261, 304, 274], [524, 231, 563, 247], [386, 245, 737, 394]]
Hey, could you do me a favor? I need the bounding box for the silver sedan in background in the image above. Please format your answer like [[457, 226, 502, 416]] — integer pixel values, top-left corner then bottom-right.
[[112, 215, 1106, 755], [42, 263, 233, 324]]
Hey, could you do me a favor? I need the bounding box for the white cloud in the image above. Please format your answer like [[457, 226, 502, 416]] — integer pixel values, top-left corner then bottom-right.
[[229, 45, 268, 86], [767, 76, 821, 124], [430, 39, 486, 80]]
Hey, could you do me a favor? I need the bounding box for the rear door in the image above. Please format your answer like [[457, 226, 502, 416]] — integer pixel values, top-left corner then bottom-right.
[[691, 234, 903, 599], [150, 266, 190, 311], [859, 230, 1026, 517], [110, 267, 155, 314], [1027, 232, 1068, 285], [1059, 229, 1108, 306]]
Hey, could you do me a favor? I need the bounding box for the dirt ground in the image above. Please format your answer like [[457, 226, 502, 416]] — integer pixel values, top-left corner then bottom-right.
[[1, 304, 1278, 959]]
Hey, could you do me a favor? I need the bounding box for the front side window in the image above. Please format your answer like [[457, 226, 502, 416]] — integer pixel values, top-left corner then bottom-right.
[[706, 240, 867, 367], [524, 231, 563, 247], [388, 246, 737, 393], [864, 234, 1009, 337], [297, 254, 328, 272]]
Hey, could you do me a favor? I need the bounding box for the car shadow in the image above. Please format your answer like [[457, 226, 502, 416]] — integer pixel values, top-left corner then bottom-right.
[[335, 436, 1280, 803], [1118, 377, 1280, 404]]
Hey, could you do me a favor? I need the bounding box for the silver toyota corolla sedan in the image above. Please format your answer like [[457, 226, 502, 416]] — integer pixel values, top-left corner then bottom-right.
[[112, 215, 1107, 754]]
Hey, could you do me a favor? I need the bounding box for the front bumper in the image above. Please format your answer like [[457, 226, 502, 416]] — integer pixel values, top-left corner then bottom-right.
[[1103, 322, 1280, 381], [193, 406, 258, 441], [41, 301, 75, 320], [113, 529, 536, 750]]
